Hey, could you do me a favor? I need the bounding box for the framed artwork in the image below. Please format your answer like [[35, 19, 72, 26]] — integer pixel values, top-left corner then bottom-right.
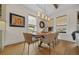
[[10, 13, 25, 27], [39, 21, 45, 28]]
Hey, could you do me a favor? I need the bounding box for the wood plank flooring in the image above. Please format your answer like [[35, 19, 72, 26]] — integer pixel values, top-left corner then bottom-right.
[[0, 40, 79, 55]]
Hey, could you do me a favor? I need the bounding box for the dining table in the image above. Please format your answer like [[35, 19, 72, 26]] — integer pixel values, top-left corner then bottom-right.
[[32, 32, 55, 54], [32, 32, 54, 40], [32, 32, 54, 37], [23, 32, 55, 54]]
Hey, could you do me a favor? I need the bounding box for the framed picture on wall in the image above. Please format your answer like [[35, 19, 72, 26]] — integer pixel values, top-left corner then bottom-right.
[[39, 21, 45, 28], [10, 13, 25, 27]]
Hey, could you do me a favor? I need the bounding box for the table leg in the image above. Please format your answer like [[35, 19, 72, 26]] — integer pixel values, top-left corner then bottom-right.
[[28, 44, 30, 55], [38, 41, 43, 47], [49, 44, 51, 55]]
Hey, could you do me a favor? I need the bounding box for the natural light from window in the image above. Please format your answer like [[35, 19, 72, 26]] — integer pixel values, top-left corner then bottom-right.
[[28, 15, 37, 33]]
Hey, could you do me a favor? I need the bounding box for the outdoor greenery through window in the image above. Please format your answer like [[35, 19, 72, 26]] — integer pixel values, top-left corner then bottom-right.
[[28, 15, 37, 33]]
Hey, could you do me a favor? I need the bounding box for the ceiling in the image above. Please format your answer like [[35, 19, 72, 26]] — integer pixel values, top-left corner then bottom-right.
[[23, 4, 79, 19]]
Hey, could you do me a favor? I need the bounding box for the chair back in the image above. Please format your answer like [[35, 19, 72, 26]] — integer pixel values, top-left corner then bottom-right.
[[54, 32, 59, 40], [43, 33, 56, 43], [23, 33, 32, 44]]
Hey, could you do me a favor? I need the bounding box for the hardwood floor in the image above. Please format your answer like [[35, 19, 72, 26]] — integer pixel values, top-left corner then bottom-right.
[[0, 40, 79, 55]]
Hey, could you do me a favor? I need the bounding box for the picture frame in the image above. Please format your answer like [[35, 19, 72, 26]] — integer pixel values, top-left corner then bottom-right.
[[10, 13, 25, 27]]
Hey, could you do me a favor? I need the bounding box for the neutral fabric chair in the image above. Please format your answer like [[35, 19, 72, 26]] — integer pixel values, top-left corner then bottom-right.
[[23, 33, 39, 54], [54, 32, 59, 46], [40, 32, 59, 54]]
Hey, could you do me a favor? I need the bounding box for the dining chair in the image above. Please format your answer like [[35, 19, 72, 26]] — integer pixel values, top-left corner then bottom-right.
[[40, 32, 59, 54], [23, 33, 40, 55], [54, 32, 59, 46]]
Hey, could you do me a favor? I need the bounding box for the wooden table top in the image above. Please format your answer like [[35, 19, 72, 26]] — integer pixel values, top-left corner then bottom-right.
[[32, 32, 55, 36]]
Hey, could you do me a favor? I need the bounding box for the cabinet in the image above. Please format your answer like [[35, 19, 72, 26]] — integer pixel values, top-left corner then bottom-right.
[[0, 20, 5, 51], [0, 4, 6, 21], [0, 30, 2, 51], [0, 30, 5, 52], [0, 4, 6, 51]]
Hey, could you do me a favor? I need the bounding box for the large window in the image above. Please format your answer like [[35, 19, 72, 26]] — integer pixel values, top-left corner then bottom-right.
[[28, 15, 37, 33], [56, 15, 67, 33]]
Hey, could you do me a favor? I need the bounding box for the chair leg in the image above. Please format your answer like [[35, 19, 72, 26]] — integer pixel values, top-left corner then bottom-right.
[[55, 39, 56, 45], [49, 44, 51, 55], [53, 41, 55, 48], [22, 42, 26, 55], [38, 41, 43, 47], [54, 39, 57, 48], [28, 44, 30, 55]]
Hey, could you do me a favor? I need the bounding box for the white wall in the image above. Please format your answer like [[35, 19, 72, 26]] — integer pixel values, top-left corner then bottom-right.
[[4, 4, 79, 46], [5, 5, 28, 46], [53, 8, 77, 42], [4, 4, 46, 46]]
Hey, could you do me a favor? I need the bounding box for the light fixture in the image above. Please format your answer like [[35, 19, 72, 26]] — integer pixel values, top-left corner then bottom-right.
[[41, 14, 45, 19], [45, 15, 48, 20], [37, 11, 41, 17], [48, 17, 50, 21]]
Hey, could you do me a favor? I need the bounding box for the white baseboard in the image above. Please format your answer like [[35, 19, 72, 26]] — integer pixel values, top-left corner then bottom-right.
[[58, 38, 76, 42]]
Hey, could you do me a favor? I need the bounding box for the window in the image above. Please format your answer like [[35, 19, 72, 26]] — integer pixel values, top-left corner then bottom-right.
[[28, 15, 37, 33], [56, 15, 67, 33]]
